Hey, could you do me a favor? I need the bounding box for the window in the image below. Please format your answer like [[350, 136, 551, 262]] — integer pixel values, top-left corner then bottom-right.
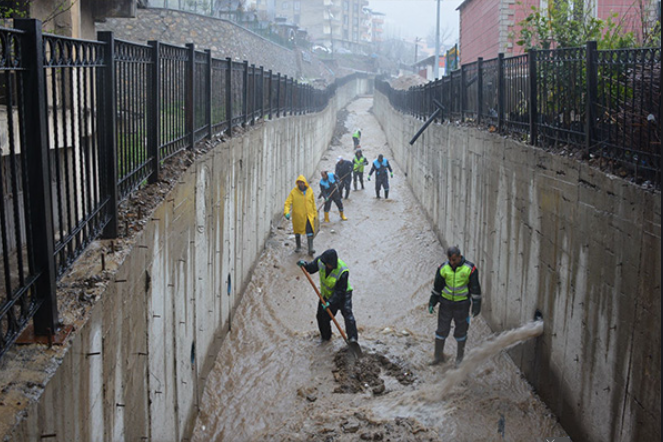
[[343, 1, 349, 10], [282, 2, 289, 9], [294, 1, 300, 10]]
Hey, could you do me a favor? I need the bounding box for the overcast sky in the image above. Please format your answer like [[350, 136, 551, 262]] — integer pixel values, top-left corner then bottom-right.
[[369, 0, 463, 49]]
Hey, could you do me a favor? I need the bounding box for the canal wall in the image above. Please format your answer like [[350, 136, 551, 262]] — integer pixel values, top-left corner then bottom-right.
[[1, 78, 371, 441], [372, 90, 660, 442]]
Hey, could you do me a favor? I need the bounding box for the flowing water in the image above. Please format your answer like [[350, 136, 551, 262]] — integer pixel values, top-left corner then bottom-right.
[[191, 97, 569, 442]]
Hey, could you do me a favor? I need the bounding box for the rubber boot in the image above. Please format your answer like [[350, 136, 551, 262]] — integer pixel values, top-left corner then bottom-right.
[[307, 236, 315, 256], [376, 190, 381, 199], [430, 338, 446, 365], [456, 340, 466, 366], [385, 190, 389, 199], [353, 181, 357, 191], [345, 188, 350, 199], [324, 212, 330, 223], [340, 211, 348, 221], [295, 234, 302, 253]]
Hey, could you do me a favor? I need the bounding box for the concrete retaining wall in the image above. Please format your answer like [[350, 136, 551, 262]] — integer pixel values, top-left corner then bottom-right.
[[4, 78, 370, 442], [372, 91, 660, 442]]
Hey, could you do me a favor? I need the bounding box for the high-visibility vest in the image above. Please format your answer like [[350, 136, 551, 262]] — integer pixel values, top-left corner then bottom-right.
[[320, 172, 337, 190], [353, 130, 361, 139], [353, 156, 367, 172], [373, 158, 389, 171], [318, 258, 352, 299], [439, 261, 474, 301]]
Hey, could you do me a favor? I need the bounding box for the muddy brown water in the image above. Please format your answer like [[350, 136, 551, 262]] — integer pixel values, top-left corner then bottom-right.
[[191, 97, 569, 442]]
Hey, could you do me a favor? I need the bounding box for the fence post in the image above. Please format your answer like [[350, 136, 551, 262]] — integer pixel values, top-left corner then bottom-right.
[[15, 19, 59, 334], [477, 57, 483, 124], [96, 31, 119, 238], [283, 76, 288, 117], [498, 53, 505, 133], [461, 64, 467, 122], [242, 60, 249, 126], [251, 64, 258, 126], [206, 49, 212, 139], [290, 78, 295, 115], [147, 40, 161, 184], [585, 41, 597, 152], [276, 73, 281, 118], [225, 57, 233, 137], [250, 64, 256, 126], [260, 66, 265, 121], [268, 69, 273, 120], [185, 43, 195, 149], [528, 49, 538, 145]]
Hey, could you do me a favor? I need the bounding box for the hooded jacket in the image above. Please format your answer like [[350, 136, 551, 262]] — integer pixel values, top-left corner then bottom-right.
[[284, 175, 317, 235]]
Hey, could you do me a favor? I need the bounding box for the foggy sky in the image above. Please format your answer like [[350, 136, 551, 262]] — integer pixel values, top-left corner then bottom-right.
[[369, 0, 462, 48]]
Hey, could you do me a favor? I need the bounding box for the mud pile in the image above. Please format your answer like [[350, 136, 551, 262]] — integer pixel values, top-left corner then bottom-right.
[[389, 75, 428, 90], [332, 348, 415, 395]]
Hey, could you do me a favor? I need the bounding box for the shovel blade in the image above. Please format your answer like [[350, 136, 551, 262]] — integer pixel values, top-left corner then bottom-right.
[[348, 341, 363, 359]]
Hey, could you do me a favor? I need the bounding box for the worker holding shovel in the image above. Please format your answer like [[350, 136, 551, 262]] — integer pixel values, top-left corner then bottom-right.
[[319, 170, 347, 222], [297, 249, 359, 346]]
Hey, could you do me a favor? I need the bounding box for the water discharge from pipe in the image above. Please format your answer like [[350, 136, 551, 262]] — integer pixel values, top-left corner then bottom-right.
[[375, 320, 545, 419]]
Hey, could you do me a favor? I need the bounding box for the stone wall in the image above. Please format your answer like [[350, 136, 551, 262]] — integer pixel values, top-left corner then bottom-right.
[[96, 8, 300, 78], [372, 91, 661, 442], [2, 78, 371, 442]]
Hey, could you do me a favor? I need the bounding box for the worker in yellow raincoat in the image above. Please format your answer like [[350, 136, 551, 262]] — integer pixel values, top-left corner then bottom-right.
[[284, 174, 317, 256]]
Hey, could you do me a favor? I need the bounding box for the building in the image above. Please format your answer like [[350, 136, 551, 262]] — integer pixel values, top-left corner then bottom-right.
[[457, 0, 660, 64], [253, 0, 372, 53]]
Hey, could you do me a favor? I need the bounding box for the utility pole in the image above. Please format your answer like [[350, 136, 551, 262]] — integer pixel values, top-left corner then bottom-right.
[[414, 36, 422, 70], [329, 10, 335, 59], [433, 0, 441, 79]]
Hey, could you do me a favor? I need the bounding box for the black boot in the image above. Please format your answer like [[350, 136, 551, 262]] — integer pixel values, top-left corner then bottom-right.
[[307, 236, 315, 256], [430, 338, 446, 365], [456, 340, 466, 366], [295, 234, 302, 253], [376, 190, 381, 199], [385, 190, 389, 199], [345, 188, 350, 199], [353, 181, 357, 191]]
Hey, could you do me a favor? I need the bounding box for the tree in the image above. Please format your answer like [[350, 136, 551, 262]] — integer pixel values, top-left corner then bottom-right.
[[0, 0, 80, 33], [511, 0, 644, 50]]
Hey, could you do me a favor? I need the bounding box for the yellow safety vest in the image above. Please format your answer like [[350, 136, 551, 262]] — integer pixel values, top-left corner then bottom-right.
[[353, 156, 366, 173], [439, 262, 473, 301], [318, 258, 353, 299]]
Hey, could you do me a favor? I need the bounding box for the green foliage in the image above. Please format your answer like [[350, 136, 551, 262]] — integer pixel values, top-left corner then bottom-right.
[[0, 0, 29, 21], [512, 0, 638, 50]]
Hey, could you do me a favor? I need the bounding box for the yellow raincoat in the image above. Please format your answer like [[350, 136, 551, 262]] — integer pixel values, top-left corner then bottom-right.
[[284, 175, 317, 235]]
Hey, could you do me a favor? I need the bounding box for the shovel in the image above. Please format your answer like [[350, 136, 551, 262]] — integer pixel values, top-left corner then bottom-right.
[[300, 266, 362, 358]]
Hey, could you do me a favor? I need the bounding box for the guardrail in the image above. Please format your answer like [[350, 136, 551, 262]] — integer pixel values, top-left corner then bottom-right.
[[0, 19, 362, 359], [376, 42, 661, 188]]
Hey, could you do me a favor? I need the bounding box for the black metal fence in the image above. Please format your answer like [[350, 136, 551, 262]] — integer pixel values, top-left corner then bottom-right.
[[376, 42, 661, 187], [0, 19, 361, 359]]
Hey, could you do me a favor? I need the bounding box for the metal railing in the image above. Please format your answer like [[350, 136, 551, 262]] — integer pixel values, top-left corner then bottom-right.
[[376, 42, 661, 186], [0, 19, 363, 359]]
